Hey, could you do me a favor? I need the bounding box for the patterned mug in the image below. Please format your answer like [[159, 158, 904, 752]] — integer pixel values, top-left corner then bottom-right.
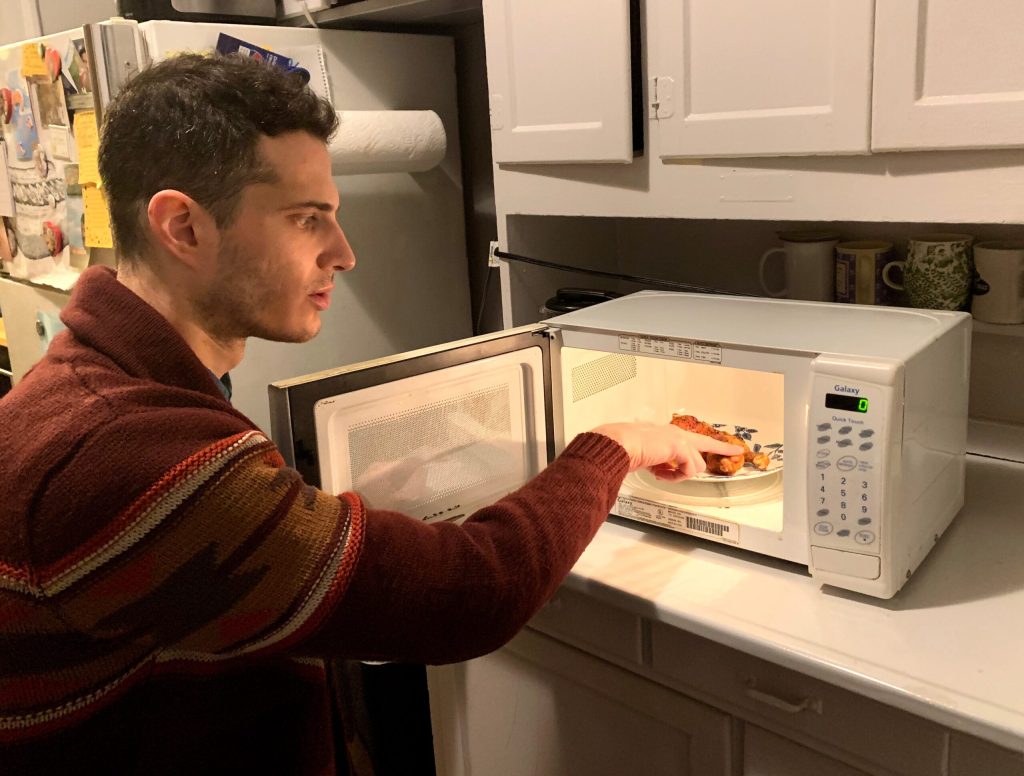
[[883, 234, 974, 311]]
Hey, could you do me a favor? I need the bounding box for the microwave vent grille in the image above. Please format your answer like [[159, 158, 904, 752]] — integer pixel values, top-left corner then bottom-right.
[[572, 354, 638, 403], [346, 384, 513, 511]]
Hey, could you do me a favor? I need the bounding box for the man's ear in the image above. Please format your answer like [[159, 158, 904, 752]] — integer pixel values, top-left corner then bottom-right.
[[146, 190, 217, 270]]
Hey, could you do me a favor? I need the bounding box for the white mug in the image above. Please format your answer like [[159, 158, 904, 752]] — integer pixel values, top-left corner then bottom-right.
[[758, 231, 840, 302], [972, 241, 1024, 324]]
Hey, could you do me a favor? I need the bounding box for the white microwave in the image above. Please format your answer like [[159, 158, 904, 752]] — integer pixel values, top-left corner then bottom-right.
[[269, 291, 971, 599]]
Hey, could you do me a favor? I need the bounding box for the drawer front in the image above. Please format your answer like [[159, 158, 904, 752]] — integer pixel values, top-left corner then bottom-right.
[[528, 586, 643, 664], [650, 623, 946, 776]]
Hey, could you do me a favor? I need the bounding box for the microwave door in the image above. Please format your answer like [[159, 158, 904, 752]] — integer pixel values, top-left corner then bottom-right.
[[269, 326, 553, 523]]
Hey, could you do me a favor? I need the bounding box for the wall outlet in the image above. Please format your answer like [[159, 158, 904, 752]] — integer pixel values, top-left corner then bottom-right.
[[488, 240, 501, 268], [279, 0, 332, 18]]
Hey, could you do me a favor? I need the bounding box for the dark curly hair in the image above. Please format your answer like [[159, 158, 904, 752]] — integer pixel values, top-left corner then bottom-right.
[[98, 53, 338, 263]]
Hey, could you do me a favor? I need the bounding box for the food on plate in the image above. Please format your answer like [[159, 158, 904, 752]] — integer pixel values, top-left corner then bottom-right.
[[670, 414, 771, 476]]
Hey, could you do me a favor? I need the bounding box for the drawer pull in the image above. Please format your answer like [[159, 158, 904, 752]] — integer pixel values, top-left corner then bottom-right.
[[743, 677, 823, 715]]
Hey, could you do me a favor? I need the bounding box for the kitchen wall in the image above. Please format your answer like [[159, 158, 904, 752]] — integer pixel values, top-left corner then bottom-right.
[[0, 0, 117, 44]]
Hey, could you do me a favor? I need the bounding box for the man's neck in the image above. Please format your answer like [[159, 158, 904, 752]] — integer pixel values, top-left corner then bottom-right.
[[116, 262, 244, 377]]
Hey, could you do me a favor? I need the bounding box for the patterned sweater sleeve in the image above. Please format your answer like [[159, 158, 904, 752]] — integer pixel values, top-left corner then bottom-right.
[[33, 425, 626, 669]]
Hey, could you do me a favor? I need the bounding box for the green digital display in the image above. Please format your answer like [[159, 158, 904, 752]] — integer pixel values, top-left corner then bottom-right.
[[825, 393, 869, 413]]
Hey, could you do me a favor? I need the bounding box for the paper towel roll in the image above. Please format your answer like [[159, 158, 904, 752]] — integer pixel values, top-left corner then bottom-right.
[[328, 110, 447, 175]]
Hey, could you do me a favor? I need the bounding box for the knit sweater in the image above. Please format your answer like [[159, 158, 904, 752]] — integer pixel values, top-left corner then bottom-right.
[[0, 267, 629, 773]]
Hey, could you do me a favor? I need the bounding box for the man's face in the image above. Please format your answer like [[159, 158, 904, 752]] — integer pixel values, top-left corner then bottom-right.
[[194, 131, 355, 343]]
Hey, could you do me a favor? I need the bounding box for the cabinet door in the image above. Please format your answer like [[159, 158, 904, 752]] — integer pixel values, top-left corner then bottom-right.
[[482, 0, 635, 164], [428, 628, 732, 776], [651, 0, 873, 158], [744, 725, 870, 776], [872, 0, 1024, 151]]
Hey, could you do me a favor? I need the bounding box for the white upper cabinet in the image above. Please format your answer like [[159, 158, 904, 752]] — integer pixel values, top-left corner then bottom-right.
[[872, 0, 1024, 151], [482, 0, 636, 164], [650, 0, 874, 158]]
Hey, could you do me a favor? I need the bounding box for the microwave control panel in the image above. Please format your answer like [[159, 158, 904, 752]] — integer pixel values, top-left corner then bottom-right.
[[806, 377, 891, 560]]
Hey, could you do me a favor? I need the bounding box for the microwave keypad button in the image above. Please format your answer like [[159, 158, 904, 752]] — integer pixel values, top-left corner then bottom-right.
[[859, 429, 875, 437], [836, 529, 851, 537], [817, 423, 832, 431], [817, 435, 831, 444], [836, 456, 857, 471], [859, 442, 874, 451], [813, 521, 834, 536], [858, 517, 871, 525], [815, 460, 831, 470], [816, 508, 830, 517], [838, 426, 853, 435], [836, 439, 853, 448], [855, 530, 876, 545]]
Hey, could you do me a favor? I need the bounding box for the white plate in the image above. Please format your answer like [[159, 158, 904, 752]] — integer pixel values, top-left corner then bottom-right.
[[627, 465, 782, 507]]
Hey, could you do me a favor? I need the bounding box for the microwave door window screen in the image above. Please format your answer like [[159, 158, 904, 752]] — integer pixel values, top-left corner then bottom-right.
[[312, 351, 545, 523], [560, 348, 785, 534]]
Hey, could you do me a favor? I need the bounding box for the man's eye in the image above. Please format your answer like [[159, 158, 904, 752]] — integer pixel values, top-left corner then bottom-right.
[[295, 215, 317, 229]]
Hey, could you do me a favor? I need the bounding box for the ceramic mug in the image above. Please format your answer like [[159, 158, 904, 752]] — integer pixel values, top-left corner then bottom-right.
[[758, 230, 839, 302], [884, 234, 974, 311], [834, 241, 900, 305], [971, 241, 1024, 324]]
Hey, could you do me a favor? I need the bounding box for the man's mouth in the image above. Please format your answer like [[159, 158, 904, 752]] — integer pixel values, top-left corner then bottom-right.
[[309, 286, 333, 310]]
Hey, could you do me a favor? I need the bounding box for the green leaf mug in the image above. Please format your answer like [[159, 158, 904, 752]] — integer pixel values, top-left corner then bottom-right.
[[882, 234, 974, 311]]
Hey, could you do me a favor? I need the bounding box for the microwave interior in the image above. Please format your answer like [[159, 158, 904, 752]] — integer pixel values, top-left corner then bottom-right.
[[559, 345, 786, 534]]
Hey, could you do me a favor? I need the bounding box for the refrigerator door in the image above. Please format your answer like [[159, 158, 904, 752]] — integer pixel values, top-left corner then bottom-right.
[[270, 325, 554, 513]]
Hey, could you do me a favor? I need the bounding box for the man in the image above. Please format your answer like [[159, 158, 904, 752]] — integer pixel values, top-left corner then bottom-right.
[[0, 54, 739, 773]]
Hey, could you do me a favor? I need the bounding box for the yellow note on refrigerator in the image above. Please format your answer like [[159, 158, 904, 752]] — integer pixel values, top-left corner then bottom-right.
[[21, 44, 48, 78], [83, 186, 114, 248], [73, 111, 101, 186]]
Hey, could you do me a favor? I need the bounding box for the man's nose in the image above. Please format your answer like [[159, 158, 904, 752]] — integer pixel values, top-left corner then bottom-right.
[[323, 219, 356, 273]]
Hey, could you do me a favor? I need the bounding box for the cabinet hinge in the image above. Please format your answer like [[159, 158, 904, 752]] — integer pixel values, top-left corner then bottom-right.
[[489, 94, 505, 131], [649, 76, 674, 119]]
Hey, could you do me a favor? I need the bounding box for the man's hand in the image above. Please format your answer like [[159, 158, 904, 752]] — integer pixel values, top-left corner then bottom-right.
[[591, 422, 746, 481]]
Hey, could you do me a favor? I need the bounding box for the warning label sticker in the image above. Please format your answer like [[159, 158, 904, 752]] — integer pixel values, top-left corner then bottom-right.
[[617, 335, 721, 364]]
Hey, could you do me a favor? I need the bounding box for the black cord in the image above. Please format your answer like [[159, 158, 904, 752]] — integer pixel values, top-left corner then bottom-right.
[[492, 250, 747, 296], [474, 264, 493, 336]]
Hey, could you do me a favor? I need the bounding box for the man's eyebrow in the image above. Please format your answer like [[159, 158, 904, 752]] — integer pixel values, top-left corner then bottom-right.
[[279, 200, 337, 212]]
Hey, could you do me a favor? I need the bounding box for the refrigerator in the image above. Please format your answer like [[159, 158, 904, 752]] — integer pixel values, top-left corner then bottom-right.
[[0, 17, 472, 774], [0, 17, 473, 434]]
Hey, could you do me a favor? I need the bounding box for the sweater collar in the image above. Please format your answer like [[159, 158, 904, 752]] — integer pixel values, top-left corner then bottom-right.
[[59, 266, 227, 401]]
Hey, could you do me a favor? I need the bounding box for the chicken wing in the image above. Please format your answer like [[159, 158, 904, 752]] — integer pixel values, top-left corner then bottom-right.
[[670, 414, 770, 476]]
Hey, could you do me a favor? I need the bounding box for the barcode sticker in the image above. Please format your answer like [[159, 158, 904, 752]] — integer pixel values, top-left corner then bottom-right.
[[616, 495, 739, 544]]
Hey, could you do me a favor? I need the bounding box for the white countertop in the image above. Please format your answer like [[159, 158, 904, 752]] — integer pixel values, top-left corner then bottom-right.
[[566, 453, 1024, 752]]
